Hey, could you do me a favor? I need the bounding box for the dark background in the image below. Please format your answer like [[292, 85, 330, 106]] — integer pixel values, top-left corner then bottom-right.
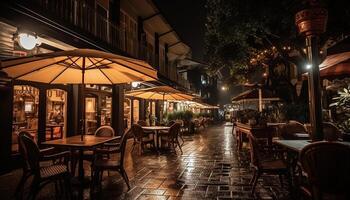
[[154, 0, 207, 62]]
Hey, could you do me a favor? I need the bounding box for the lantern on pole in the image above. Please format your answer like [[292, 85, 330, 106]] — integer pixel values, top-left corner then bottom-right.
[[295, 0, 328, 141]]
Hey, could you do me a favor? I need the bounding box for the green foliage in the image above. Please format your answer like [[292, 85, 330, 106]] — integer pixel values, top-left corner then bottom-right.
[[205, 0, 350, 84], [330, 86, 350, 133], [280, 103, 309, 123], [164, 110, 194, 122]]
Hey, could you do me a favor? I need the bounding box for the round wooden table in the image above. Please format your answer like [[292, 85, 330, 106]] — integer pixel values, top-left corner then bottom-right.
[[142, 126, 170, 150]]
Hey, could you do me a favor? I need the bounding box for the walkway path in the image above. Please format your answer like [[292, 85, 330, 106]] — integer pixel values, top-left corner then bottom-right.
[[0, 124, 291, 199]]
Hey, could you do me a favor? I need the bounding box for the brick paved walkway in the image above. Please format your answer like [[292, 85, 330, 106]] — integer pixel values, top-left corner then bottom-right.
[[0, 124, 291, 199]]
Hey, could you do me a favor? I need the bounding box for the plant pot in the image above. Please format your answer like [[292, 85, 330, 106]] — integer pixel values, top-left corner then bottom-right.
[[342, 133, 350, 142]]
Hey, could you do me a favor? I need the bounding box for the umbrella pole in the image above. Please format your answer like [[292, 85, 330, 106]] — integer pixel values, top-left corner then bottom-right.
[[81, 57, 86, 141]]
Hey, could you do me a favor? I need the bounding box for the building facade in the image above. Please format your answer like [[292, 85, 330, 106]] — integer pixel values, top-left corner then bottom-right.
[[0, 0, 192, 173]]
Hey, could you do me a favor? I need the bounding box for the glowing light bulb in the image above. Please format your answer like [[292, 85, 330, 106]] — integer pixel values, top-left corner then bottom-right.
[[18, 33, 38, 50]]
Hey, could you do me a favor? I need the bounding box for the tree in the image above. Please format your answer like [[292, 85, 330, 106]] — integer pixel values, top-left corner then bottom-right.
[[205, 0, 350, 102]]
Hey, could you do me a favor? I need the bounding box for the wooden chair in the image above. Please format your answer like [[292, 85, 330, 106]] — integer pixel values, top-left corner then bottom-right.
[[158, 123, 182, 154], [300, 141, 350, 200], [91, 129, 132, 192], [15, 131, 58, 199], [248, 134, 291, 194], [131, 124, 155, 154], [18, 132, 72, 200], [322, 122, 342, 141], [280, 121, 308, 139]]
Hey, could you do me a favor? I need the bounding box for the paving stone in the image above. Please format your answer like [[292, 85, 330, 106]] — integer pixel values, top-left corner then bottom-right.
[[0, 124, 292, 200]]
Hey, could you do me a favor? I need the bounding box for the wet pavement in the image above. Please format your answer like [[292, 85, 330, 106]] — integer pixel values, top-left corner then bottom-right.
[[0, 123, 291, 199]]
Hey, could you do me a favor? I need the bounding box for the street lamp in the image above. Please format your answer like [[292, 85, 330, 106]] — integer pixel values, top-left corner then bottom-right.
[[295, 0, 328, 141]]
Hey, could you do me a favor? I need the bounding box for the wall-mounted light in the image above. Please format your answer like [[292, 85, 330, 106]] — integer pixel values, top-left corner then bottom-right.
[[131, 81, 140, 88], [14, 31, 40, 50], [221, 86, 228, 91]]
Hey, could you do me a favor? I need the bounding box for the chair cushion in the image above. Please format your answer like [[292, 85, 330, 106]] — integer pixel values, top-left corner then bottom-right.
[[261, 160, 287, 171], [40, 164, 68, 178]]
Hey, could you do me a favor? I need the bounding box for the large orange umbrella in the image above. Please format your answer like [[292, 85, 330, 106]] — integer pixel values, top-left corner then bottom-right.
[[125, 86, 194, 101], [0, 48, 158, 140]]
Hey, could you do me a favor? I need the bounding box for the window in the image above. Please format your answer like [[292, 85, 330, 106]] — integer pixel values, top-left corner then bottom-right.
[[12, 85, 39, 154], [101, 95, 112, 126], [120, 10, 137, 56], [133, 99, 139, 124], [85, 96, 97, 135], [46, 89, 67, 140]]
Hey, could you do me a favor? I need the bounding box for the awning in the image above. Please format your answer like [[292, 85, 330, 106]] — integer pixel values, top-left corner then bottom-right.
[[232, 89, 280, 102], [304, 52, 350, 79]]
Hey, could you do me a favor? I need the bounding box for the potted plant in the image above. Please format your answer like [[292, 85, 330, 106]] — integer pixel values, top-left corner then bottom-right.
[[330, 86, 350, 140]]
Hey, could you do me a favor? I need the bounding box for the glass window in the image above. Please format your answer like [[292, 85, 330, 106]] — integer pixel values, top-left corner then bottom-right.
[[124, 98, 131, 129], [85, 96, 97, 135], [46, 89, 67, 141], [12, 85, 39, 154], [101, 95, 112, 126], [133, 99, 139, 124]]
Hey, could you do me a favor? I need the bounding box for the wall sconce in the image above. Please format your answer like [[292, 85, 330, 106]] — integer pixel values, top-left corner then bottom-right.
[[131, 81, 140, 88], [14, 31, 41, 50]]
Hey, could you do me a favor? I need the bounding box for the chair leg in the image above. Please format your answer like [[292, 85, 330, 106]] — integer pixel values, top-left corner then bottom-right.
[[28, 179, 40, 200], [176, 138, 183, 154], [120, 168, 130, 190], [249, 170, 257, 185], [64, 175, 73, 200], [251, 172, 261, 194], [14, 173, 28, 200]]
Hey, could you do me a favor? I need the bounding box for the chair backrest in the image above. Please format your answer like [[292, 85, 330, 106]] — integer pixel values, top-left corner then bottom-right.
[[131, 124, 144, 140], [248, 134, 261, 169], [120, 128, 132, 167], [168, 123, 181, 139], [323, 122, 341, 141], [300, 142, 350, 197], [167, 120, 176, 127], [17, 131, 35, 171], [94, 125, 115, 137], [18, 133, 40, 175], [280, 121, 307, 139], [137, 120, 148, 127]]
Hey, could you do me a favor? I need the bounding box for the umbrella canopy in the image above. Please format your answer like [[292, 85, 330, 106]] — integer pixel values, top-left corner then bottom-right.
[[0, 48, 158, 140], [125, 86, 194, 101], [0, 49, 158, 84], [232, 89, 280, 102]]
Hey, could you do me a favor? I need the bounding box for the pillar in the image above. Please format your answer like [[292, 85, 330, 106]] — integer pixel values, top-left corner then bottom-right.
[[0, 83, 13, 173], [112, 84, 124, 135]]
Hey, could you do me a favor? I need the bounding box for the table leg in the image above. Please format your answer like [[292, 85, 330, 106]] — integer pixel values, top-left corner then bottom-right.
[[78, 149, 84, 199], [156, 130, 160, 150]]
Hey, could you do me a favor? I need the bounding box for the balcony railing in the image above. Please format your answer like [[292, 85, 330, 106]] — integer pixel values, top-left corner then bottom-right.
[[28, 0, 139, 58]]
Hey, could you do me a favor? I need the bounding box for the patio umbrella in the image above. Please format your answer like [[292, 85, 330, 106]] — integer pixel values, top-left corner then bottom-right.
[[0, 48, 158, 140], [125, 86, 194, 101]]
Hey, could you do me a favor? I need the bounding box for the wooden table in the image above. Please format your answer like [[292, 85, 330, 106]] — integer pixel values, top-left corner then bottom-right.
[[275, 139, 350, 152], [42, 135, 120, 199], [235, 122, 274, 150], [142, 126, 170, 150]]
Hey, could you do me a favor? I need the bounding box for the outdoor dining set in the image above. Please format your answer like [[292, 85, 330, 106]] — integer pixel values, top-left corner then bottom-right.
[[15, 119, 189, 200], [233, 120, 350, 199]]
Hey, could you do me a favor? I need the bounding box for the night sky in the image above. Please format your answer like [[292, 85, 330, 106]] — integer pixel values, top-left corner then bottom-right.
[[154, 0, 207, 62]]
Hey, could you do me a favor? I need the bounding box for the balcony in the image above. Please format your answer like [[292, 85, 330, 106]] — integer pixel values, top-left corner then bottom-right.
[[20, 0, 139, 58]]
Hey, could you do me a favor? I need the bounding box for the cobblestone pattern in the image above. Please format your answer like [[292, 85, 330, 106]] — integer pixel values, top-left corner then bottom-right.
[[0, 124, 291, 199]]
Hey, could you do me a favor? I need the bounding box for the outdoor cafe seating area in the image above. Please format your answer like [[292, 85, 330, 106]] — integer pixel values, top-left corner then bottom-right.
[[232, 119, 350, 199]]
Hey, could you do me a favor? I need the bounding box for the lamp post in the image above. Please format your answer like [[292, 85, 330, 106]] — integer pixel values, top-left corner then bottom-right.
[[295, 0, 328, 141]]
